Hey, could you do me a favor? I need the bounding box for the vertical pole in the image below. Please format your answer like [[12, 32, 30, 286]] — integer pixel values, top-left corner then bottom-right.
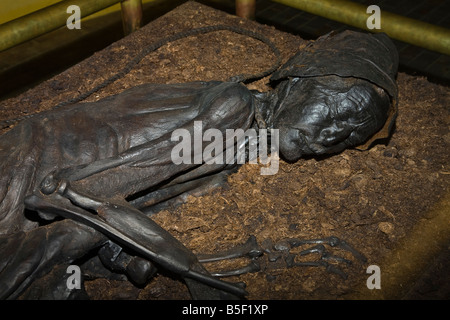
[[121, 0, 143, 35], [236, 0, 256, 20]]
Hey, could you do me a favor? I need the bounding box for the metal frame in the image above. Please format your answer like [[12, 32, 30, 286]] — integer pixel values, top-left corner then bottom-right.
[[271, 0, 450, 55], [236, 0, 256, 20], [0, 0, 143, 52]]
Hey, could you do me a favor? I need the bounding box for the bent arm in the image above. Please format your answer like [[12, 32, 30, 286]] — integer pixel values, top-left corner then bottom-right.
[[50, 81, 255, 199]]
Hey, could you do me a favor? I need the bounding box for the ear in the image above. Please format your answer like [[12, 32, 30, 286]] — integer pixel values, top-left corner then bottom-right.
[[319, 122, 353, 146]]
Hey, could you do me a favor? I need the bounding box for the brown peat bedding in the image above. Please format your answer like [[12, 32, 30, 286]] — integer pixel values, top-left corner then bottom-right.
[[0, 2, 448, 300]]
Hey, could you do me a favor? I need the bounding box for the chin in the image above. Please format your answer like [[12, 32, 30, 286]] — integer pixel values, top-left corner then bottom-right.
[[279, 148, 302, 162], [279, 144, 308, 162]]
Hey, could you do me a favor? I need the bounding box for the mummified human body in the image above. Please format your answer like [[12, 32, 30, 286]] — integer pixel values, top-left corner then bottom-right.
[[0, 29, 398, 299]]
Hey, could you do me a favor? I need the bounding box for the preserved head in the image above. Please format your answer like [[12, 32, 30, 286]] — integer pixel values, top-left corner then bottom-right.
[[273, 76, 391, 161]]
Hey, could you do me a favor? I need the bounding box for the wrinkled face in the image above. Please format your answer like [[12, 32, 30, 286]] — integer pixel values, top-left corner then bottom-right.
[[273, 76, 390, 162]]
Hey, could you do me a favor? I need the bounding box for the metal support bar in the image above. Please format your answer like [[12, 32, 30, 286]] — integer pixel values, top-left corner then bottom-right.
[[121, 0, 143, 35], [0, 0, 122, 52], [272, 0, 450, 56], [236, 0, 256, 20]]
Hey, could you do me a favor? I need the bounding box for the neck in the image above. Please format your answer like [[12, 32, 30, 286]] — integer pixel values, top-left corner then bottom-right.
[[251, 79, 295, 129], [251, 89, 278, 129]]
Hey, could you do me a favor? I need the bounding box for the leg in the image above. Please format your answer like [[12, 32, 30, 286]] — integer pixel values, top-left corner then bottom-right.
[[198, 235, 263, 263], [192, 235, 365, 279], [26, 182, 247, 298], [0, 219, 105, 299], [198, 235, 263, 277]]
